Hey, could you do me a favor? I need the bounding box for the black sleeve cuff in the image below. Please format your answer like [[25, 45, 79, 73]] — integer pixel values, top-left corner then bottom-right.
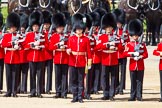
[[106, 44, 110, 48], [31, 43, 35, 48]]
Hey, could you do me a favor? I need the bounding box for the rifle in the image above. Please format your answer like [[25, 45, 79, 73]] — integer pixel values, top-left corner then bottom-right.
[[128, 34, 144, 56], [87, 26, 94, 41], [63, 24, 68, 37], [70, 26, 74, 36], [57, 25, 69, 48], [120, 24, 128, 41], [35, 24, 45, 41], [28, 24, 45, 46], [108, 28, 120, 44], [134, 34, 144, 53], [0, 24, 6, 40], [25, 26, 31, 33], [48, 24, 53, 40], [94, 28, 102, 41]]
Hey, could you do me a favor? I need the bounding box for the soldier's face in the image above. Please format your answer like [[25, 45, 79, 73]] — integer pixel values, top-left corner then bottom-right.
[[21, 27, 25, 33], [56, 26, 64, 33], [76, 29, 83, 36], [10, 27, 17, 33], [44, 23, 50, 30], [132, 35, 139, 41], [85, 27, 89, 33], [32, 24, 39, 32], [117, 23, 122, 28], [105, 26, 113, 34]]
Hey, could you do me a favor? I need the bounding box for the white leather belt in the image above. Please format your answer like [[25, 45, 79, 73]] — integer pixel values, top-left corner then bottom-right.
[[102, 50, 117, 53]]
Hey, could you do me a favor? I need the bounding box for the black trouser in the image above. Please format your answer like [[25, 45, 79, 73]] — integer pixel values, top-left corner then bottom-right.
[[41, 60, 53, 93], [160, 71, 162, 99], [130, 70, 144, 99], [16, 63, 29, 93], [29, 62, 43, 95], [101, 65, 118, 98], [85, 66, 93, 97], [5, 64, 19, 94], [20, 63, 29, 92], [69, 69, 73, 93], [69, 66, 85, 100], [116, 58, 127, 92], [55, 64, 68, 96], [0, 59, 4, 91], [91, 63, 101, 92], [45, 60, 53, 92], [85, 63, 101, 96]]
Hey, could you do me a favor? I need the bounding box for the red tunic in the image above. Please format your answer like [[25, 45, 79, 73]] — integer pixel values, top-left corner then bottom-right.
[[0, 32, 5, 59], [153, 42, 162, 70], [117, 28, 130, 59], [44, 30, 53, 61], [123, 41, 148, 71], [23, 32, 47, 62], [1, 33, 20, 64], [49, 33, 69, 64], [85, 33, 101, 64], [94, 33, 123, 66], [67, 35, 92, 67]]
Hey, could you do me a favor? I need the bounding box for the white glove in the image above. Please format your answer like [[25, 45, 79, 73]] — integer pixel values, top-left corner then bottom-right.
[[109, 42, 115, 46], [13, 40, 19, 45], [35, 46, 40, 50], [133, 52, 140, 57], [88, 65, 92, 70], [110, 46, 116, 50], [14, 44, 19, 50], [134, 56, 142, 61], [134, 57, 139, 61], [66, 49, 71, 55], [59, 41, 64, 46], [34, 41, 40, 46], [160, 52, 162, 56], [60, 45, 66, 49]]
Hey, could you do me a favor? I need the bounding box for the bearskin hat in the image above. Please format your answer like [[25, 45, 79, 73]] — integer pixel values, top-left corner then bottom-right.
[[93, 8, 107, 26], [93, 8, 107, 18], [84, 14, 92, 29], [29, 10, 43, 26], [128, 19, 143, 36], [52, 13, 66, 28], [113, 9, 126, 24], [19, 12, 28, 29], [0, 13, 3, 27], [62, 11, 71, 24], [101, 13, 117, 29], [71, 13, 86, 32], [89, 12, 100, 26], [42, 10, 52, 24], [6, 12, 20, 29]]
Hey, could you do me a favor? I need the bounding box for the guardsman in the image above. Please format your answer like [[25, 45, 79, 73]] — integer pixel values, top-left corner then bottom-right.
[[84, 13, 93, 100], [2, 12, 20, 97], [95, 13, 122, 101], [89, 11, 102, 94], [0, 13, 4, 94], [67, 13, 92, 103], [49, 13, 69, 99], [124, 19, 148, 101], [42, 10, 53, 94], [153, 38, 162, 102], [16, 12, 29, 94], [113, 9, 130, 95], [23, 10, 46, 98]]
